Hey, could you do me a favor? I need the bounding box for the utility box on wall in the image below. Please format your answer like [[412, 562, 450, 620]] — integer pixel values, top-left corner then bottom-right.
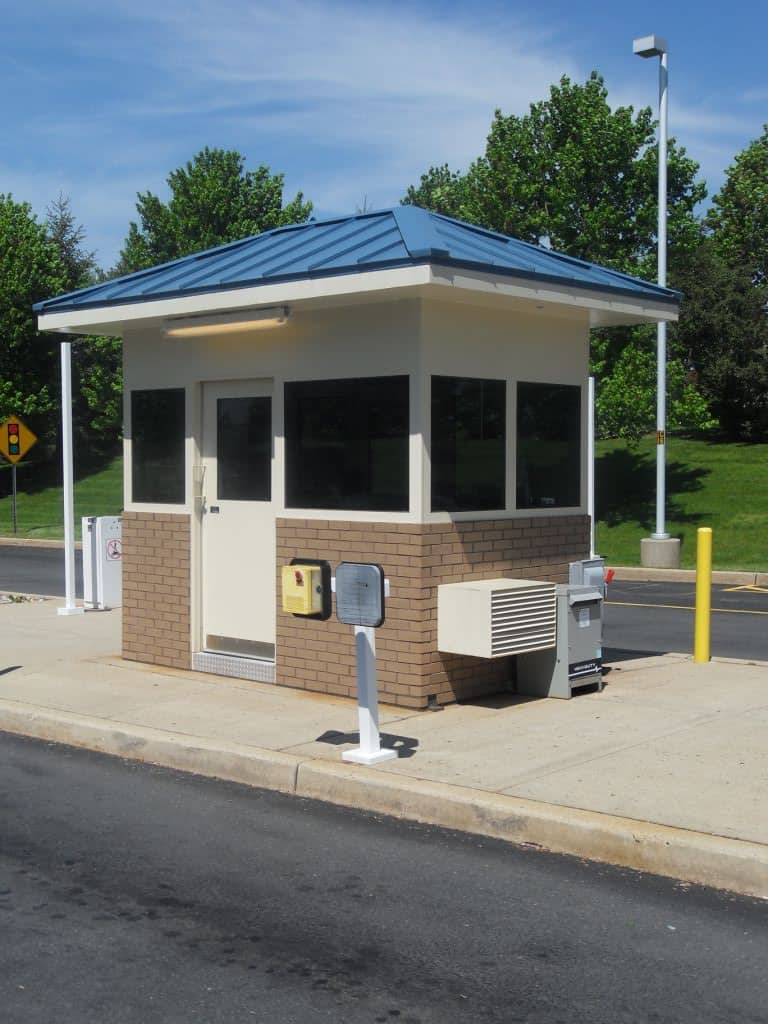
[[82, 516, 122, 610], [569, 557, 606, 597], [517, 583, 603, 698]]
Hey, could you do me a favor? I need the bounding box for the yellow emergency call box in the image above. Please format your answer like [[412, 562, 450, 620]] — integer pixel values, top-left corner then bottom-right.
[[282, 563, 324, 616]]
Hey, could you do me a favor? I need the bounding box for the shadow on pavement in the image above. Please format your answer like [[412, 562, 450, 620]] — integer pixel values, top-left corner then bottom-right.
[[603, 647, 669, 664], [315, 729, 419, 759]]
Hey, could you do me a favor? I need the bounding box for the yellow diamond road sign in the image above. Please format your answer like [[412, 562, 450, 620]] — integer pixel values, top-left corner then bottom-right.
[[0, 415, 38, 464]]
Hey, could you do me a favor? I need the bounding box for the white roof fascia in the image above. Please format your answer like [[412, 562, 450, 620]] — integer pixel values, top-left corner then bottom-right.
[[427, 265, 679, 325], [37, 261, 677, 336], [36, 266, 434, 336]]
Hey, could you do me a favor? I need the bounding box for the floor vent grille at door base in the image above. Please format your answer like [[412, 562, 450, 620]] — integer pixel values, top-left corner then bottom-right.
[[193, 651, 275, 684]]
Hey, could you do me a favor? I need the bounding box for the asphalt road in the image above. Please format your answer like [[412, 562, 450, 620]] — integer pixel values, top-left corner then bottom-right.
[[1, 732, 766, 1024], [1, 545, 767, 661], [605, 580, 768, 662], [0, 544, 83, 598]]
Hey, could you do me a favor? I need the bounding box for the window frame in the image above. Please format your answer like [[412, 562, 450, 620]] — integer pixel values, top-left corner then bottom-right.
[[283, 374, 410, 513], [129, 387, 187, 507], [429, 374, 507, 513], [515, 380, 583, 511], [216, 394, 272, 503]]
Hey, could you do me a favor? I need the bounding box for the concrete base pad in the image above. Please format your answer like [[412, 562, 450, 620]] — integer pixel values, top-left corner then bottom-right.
[[640, 537, 681, 569], [343, 747, 398, 766]]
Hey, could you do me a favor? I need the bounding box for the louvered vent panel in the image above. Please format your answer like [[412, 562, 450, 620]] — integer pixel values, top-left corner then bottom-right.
[[491, 584, 557, 655], [437, 578, 557, 659]]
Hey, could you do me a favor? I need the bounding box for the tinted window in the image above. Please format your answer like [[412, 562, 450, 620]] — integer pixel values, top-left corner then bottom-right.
[[516, 382, 581, 509], [131, 389, 185, 504], [431, 376, 505, 511], [285, 377, 409, 511], [217, 396, 271, 501]]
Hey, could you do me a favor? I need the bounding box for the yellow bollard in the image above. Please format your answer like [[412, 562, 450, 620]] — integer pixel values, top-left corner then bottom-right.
[[694, 527, 712, 663]]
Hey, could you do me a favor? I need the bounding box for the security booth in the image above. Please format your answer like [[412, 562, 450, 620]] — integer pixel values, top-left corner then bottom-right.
[[35, 207, 679, 709]]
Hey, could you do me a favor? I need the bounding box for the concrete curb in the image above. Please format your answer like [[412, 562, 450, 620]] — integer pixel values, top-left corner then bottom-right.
[[610, 566, 767, 585], [1, 699, 766, 900], [0, 701, 300, 795], [0, 537, 82, 549]]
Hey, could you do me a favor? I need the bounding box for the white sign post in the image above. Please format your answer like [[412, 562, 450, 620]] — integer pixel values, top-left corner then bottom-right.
[[58, 342, 84, 616], [335, 562, 396, 766]]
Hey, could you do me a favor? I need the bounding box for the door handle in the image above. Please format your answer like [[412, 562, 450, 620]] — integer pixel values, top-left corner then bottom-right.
[[209, 505, 220, 514]]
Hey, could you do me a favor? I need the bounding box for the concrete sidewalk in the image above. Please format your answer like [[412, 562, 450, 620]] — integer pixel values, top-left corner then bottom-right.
[[2, 598, 767, 898]]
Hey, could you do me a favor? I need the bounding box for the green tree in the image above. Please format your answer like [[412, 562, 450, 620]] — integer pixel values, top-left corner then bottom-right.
[[46, 193, 97, 290], [707, 125, 768, 286], [117, 147, 313, 273], [594, 324, 715, 440], [405, 73, 705, 276], [44, 195, 123, 455], [403, 164, 474, 222], [671, 239, 768, 441], [0, 194, 66, 444], [404, 73, 710, 439], [73, 336, 123, 452]]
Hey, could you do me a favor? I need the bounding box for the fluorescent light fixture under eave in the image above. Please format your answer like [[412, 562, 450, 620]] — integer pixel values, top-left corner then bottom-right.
[[163, 307, 289, 338]]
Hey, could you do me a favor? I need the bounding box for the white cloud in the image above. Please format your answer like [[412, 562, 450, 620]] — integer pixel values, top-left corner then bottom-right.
[[10, 0, 586, 264], [108, 0, 580, 175], [12, 0, 762, 267], [741, 87, 768, 103]]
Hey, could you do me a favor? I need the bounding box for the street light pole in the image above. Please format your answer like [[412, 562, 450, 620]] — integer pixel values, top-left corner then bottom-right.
[[634, 34, 680, 567]]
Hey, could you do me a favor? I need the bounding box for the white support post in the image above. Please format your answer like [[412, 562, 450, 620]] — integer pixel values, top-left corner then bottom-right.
[[653, 47, 670, 540], [343, 625, 396, 766], [588, 375, 596, 558], [58, 342, 84, 616]]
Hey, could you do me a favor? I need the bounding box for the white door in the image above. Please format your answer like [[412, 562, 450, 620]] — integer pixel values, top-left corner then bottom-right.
[[201, 380, 275, 660]]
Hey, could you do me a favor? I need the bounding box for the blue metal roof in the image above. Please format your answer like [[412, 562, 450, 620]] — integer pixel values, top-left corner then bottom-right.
[[34, 206, 680, 314]]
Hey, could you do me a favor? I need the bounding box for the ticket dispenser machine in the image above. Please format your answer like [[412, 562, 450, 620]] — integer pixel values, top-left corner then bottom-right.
[[517, 584, 603, 698]]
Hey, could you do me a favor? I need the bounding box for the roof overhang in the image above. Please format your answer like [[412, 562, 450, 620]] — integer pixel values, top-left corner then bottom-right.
[[36, 263, 678, 338]]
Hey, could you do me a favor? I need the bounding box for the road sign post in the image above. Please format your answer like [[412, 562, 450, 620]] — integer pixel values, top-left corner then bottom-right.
[[0, 416, 38, 536]]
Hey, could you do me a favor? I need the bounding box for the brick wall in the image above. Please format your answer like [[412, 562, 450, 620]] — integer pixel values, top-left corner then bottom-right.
[[276, 516, 588, 709], [122, 511, 191, 670]]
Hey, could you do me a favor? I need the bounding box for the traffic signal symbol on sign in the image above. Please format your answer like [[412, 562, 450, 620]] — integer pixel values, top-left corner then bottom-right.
[[0, 416, 38, 464]]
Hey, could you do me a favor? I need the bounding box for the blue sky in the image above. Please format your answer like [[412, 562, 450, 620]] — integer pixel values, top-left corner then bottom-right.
[[2, 0, 766, 270]]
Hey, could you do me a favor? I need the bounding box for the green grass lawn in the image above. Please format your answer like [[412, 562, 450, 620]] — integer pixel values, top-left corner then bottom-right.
[[596, 436, 768, 570], [0, 439, 765, 568], [0, 456, 123, 541]]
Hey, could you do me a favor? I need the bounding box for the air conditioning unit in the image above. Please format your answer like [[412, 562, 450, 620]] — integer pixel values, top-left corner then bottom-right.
[[437, 578, 557, 659]]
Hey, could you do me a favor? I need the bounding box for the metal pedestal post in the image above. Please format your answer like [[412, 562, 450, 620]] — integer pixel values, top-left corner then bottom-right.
[[343, 625, 397, 765]]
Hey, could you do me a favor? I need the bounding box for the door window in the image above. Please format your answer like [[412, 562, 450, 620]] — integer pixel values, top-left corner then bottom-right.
[[216, 396, 271, 501]]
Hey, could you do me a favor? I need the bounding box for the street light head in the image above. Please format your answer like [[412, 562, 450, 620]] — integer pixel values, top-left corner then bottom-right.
[[633, 34, 668, 58]]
